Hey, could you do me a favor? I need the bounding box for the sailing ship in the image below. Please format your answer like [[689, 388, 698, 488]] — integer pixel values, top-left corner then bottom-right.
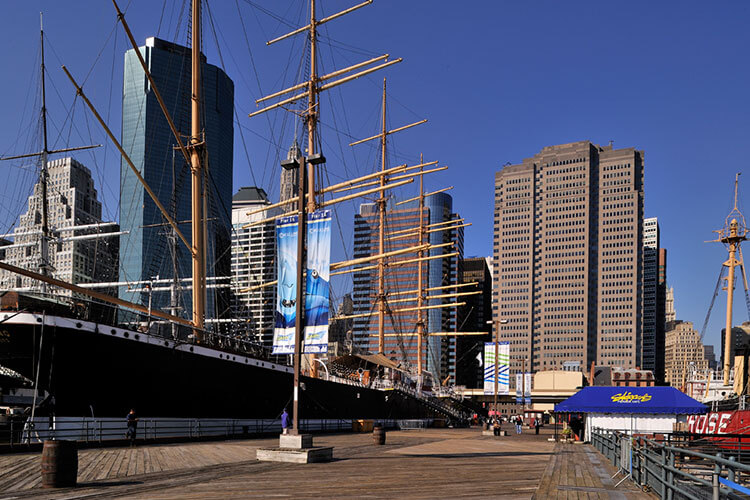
[[0, 1, 472, 423], [680, 175, 750, 443]]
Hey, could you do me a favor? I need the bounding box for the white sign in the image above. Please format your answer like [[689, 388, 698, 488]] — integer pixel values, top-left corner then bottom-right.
[[483, 342, 509, 395]]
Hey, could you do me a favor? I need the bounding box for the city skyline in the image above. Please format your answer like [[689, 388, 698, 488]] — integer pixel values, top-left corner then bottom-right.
[[0, 2, 749, 354]]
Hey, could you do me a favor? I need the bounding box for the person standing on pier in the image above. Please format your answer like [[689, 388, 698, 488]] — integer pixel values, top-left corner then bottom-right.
[[126, 409, 138, 447], [281, 408, 289, 435]]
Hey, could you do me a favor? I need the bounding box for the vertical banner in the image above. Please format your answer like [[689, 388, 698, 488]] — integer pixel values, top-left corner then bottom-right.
[[515, 373, 532, 405], [273, 215, 298, 354], [483, 341, 510, 395], [304, 209, 331, 353]]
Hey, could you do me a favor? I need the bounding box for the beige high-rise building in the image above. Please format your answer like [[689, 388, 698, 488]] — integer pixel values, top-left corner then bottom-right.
[[0, 157, 119, 295], [493, 141, 644, 380], [664, 320, 708, 387], [231, 187, 281, 346]]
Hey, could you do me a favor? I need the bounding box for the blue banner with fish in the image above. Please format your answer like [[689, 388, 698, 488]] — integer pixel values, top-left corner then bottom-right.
[[304, 209, 331, 353], [273, 211, 331, 354], [273, 215, 299, 354]]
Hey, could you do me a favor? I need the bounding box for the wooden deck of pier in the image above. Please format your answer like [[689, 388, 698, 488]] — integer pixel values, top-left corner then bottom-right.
[[533, 442, 648, 499], [0, 426, 650, 499]]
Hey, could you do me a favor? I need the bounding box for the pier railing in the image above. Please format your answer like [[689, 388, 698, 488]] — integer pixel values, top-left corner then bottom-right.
[[591, 427, 750, 499], [0, 416, 436, 449]]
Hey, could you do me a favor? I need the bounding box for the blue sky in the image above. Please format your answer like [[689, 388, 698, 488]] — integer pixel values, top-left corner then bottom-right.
[[1, 1, 749, 355]]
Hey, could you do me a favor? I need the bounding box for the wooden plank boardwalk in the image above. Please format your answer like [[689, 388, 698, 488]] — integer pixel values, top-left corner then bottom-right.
[[533, 442, 649, 499], [0, 426, 650, 499]]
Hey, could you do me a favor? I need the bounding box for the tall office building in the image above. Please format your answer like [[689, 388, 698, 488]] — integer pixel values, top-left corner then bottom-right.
[[279, 141, 300, 211], [704, 345, 718, 371], [0, 158, 119, 295], [352, 193, 463, 383], [119, 37, 234, 323], [643, 218, 659, 373], [656, 247, 668, 380], [642, 219, 667, 380], [456, 256, 493, 388], [493, 141, 644, 381], [230, 187, 280, 346], [720, 323, 750, 369], [664, 320, 707, 387]]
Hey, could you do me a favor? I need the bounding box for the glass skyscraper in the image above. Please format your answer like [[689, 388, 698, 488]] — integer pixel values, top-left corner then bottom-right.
[[351, 194, 463, 383], [119, 37, 234, 324]]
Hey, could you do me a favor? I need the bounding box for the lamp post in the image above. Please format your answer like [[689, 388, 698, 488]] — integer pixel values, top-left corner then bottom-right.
[[280, 151, 325, 438], [487, 319, 508, 417]]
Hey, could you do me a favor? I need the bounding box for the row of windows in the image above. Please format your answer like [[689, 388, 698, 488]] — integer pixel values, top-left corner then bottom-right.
[[546, 188, 586, 199], [547, 159, 586, 169], [602, 163, 632, 172], [546, 181, 586, 191]]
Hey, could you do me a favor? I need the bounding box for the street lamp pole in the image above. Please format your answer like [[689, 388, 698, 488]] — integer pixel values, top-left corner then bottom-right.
[[521, 357, 526, 415], [488, 319, 508, 417]]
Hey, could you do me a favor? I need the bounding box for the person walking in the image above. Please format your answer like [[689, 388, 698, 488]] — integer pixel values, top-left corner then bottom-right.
[[534, 418, 541, 435], [281, 408, 290, 435], [126, 409, 138, 447], [515, 415, 522, 434]]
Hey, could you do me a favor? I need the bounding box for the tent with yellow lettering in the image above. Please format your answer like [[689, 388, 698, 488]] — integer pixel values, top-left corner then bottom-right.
[[555, 386, 707, 438]]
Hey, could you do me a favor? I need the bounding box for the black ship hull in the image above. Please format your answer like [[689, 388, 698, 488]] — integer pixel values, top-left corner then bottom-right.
[[0, 312, 434, 419]]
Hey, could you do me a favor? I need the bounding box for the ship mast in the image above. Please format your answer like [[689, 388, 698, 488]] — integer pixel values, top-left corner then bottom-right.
[[306, 0, 318, 212], [711, 173, 747, 386], [39, 14, 50, 284], [349, 79, 427, 353], [190, 0, 206, 334], [417, 154, 425, 377], [251, 0, 396, 436], [0, 13, 100, 290], [377, 80, 387, 353]]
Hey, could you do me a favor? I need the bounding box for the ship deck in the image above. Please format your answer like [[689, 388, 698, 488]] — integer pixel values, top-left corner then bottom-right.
[[0, 426, 648, 499]]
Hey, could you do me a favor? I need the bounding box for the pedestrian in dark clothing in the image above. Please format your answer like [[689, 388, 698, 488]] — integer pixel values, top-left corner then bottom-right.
[[126, 409, 138, 447], [281, 408, 290, 435], [534, 418, 541, 435]]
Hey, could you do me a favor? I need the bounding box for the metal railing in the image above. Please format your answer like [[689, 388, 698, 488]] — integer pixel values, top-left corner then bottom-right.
[[0, 416, 416, 449], [592, 427, 750, 499], [397, 419, 431, 430]]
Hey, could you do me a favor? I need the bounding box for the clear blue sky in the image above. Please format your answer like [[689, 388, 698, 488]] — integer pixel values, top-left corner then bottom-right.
[[1, 1, 749, 355]]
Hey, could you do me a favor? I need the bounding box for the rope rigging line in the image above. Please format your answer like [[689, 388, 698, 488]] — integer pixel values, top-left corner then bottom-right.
[[239, 0, 300, 35], [236, 0, 306, 197], [701, 265, 726, 340], [738, 246, 750, 322], [384, 300, 414, 370], [41, 31, 118, 220], [0, 51, 39, 161]]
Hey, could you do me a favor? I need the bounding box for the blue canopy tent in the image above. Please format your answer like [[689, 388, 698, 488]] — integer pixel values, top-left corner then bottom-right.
[[554, 387, 707, 439]]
